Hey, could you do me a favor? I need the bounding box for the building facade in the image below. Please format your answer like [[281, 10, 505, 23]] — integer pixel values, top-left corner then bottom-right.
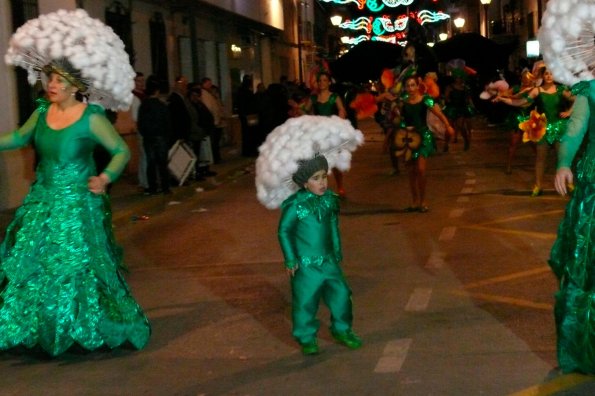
[[0, 0, 320, 209]]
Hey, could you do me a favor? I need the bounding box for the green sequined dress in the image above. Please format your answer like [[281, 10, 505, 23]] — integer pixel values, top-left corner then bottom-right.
[[0, 101, 150, 356], [549, 80, 595, 373]]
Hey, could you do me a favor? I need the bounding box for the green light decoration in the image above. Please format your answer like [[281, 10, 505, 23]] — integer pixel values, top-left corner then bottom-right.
[[320, 0, 415, 12], [338, 11, 450, 35]]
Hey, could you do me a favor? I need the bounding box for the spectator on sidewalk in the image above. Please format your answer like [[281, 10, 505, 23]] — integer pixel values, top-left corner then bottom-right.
[[132, 71, 148, 191], [168, 75, 192, 148], [188, 82, 217, 180], [201, 77, 225, 164], [138, 75, 172, 195]]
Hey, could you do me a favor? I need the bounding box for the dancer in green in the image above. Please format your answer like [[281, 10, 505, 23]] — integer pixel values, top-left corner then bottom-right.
[[550, 80, 595, 373], [0, 9, 150, 356], [495, 67, 573, 196], [278, 155, 361, 355]]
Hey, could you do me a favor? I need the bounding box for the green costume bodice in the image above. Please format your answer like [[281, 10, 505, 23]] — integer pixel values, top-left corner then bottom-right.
[[311, 93, 338, 116], [535, 86, 567, 123], [400, 95, 434, 130], [398, 95, 436, 159], [534, 85, 569, 144], [278, 189, 342, 270], [0, 100, 130, 182]]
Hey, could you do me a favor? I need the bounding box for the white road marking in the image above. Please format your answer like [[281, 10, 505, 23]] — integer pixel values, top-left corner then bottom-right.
[[405, 288, 433, 311], [465, 171, 476, 177], [374, 338, 413, 373], [465, 179, 476, 185], [439, 226, 457, 241], [460, 187, 474, 194], [457, 196, 470, 203], [449, 208, 465, 218]]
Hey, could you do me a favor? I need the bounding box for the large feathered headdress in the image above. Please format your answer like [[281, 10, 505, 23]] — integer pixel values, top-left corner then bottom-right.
[[4, 9, 135, 110], [255, 115, 364, 209]]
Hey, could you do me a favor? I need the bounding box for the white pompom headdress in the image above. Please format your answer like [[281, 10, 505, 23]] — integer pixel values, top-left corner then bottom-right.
[[255, 115, 364, 209], [4, 9, 135, 110], [538, 0, 595, 85]]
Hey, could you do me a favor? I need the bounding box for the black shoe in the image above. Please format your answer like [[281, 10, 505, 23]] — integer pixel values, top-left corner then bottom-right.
[[143, 188, 156, 196], [204, 170, 218, 177]]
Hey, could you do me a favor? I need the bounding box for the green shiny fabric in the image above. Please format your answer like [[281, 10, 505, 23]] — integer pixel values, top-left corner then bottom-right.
[[535, 85, 569, 145], [278, 189, 354, 344], [504, 86, 532, 131], [278, 189, 341, 269], [400, 94, 436, 159], [549, 80, 595, 373], [0, 101, 150, 356], [311, 93, 339, 116]]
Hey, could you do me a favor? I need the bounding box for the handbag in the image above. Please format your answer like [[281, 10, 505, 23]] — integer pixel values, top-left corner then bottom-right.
[[198, 136, 214, 165], [394, 127, 422, 161]]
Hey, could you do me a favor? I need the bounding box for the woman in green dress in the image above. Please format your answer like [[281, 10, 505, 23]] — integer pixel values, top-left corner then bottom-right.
[[0, 63, 150, 356], [550, 79, 595, 373], [495, 67, 573, 196], [399, 76, 454, 212], [305, 72, 349, 198]]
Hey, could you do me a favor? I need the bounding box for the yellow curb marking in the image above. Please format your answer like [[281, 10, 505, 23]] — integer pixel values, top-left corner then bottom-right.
[[471, 210, 564, 227], [449, 289, 552, 310], [463, 267, 551, 289], [462, 225, 556, 240], [507, 373, 595, 396]]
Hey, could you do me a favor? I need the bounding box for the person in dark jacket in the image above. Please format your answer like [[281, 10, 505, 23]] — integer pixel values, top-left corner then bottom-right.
[[138, 75, 172, 195]]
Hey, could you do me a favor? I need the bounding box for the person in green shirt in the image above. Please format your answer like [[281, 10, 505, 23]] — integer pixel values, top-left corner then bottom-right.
[[277, 154, 361, 355]]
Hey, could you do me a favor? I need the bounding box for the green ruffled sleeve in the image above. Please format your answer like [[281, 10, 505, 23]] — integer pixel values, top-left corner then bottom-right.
[[87, 105, 131, 182], [0, 107, 42, 151], [278, 194, 299, 269], [558, 92, 589, 169]]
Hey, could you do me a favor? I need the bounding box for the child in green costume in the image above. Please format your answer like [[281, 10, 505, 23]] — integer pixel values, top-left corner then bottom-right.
[[277, 154, 361, 355]]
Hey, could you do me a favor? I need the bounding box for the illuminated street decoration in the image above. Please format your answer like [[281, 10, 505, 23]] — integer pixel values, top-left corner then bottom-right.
[[339, 16, 374, 33], [417, 10, 450, 24], [366, 0, 415, 12], [341, 31, 408, 45], [320, 0, 415, 12], [371, 15, 409, 35], [340, 10, 450, 36]]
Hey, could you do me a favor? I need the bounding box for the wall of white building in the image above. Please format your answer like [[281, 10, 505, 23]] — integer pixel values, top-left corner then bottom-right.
[[0, 0, 286, 210]]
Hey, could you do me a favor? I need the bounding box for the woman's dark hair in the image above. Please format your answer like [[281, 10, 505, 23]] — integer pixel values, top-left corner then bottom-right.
[[145, 75, 169, 96]]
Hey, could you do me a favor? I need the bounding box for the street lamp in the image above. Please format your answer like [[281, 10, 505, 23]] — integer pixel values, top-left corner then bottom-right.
[[439, 32, 448, 41], [480, 0, 492, 38], [330, 15, 342, 26], [453, 17, 465, 33]]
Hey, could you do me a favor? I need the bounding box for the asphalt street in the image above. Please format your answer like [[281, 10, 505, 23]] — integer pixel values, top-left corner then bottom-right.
[[1, 117, 595, 395]]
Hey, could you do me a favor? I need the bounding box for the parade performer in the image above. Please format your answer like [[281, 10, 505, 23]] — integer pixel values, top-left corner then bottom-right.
[[503, 69, 538, 174], [494, 66, 573, 196], [398, 76, 454, 213], [0, 9, 150, 356], [538, 0, 595, 374], [443, 68, 475, 151], [306, 71, 349, 198], [255, 115, 364, 355]]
